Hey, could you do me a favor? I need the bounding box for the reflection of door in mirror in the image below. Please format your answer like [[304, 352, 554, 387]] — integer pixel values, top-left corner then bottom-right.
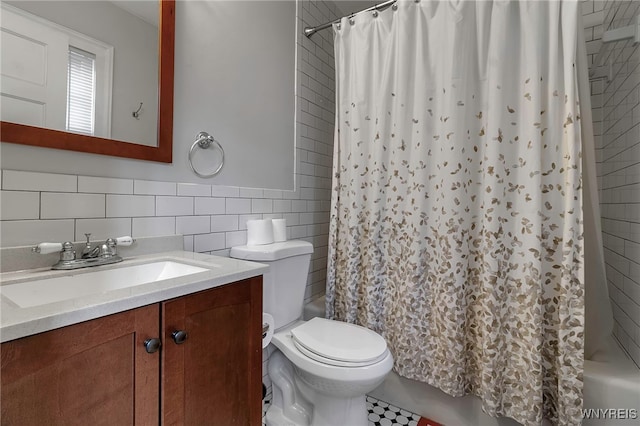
[[0, 1, 158, 147]]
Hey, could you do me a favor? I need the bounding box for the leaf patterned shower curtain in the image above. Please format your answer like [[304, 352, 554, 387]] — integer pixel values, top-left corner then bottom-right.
[[326, 1, 585, 425]]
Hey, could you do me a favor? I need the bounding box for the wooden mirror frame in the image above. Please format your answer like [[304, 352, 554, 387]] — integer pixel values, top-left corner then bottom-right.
[[0, 0, 175, 163]]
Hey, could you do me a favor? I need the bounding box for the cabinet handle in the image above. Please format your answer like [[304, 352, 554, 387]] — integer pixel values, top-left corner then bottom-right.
[[171, 330, 188, 345], [143, 338, 162, 354]]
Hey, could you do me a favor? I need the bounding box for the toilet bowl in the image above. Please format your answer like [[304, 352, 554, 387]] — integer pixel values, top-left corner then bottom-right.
[[267, 318, 393, 426], [229, 240, 393, 426]]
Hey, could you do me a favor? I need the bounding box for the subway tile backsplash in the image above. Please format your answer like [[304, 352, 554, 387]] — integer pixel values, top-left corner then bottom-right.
[[1, 168, 330, 303], [106, 194, 156, 218], [40, 192, 105, 219], [3, 170, 77, 192], [78, 176, 133, 194]]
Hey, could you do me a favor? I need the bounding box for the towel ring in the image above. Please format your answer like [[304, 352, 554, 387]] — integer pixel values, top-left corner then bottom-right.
[[188, 131, 224, 178]]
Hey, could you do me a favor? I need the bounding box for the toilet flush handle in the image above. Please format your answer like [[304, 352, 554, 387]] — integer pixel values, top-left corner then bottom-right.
[[171, 330, 188, 345]]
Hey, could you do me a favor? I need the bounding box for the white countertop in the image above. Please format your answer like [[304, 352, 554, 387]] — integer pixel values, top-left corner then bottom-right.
[[0, 251, 268, 343]]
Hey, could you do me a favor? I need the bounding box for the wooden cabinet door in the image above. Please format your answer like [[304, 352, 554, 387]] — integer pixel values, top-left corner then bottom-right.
[[161, 277, 262, 425], [1, 304, 160, 426]]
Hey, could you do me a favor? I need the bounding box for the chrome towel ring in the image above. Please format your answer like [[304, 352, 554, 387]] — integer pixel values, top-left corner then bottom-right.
[[188, 131, 224, 178]]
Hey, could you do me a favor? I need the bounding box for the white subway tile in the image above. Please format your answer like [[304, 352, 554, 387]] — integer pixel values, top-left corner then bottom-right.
[[263, 189, 284, 199], [132, 217, 176, 238], [41, 193, 105, 219], [282, 188, 302, 200], [583, 10, 605, 31], [273, 199, 292, 213], [183, 235, 194, 252], [299, 212, 316, 225], [195, 197, 225, 215], [134, 180, 177, 195], [106, 195, 155, 217], [78, 176, 133, 194], [75, 218, 132, 241], [194, 233, 226, 252], [156, 196, 194, 216], [292, 200, 308, 212], [225, 230, 247, 247], [211, 215, 239, 232], [240, 188, 264, 198], [290, 225, 308, 239], [623, 277, 640, 306], [625, 240, 640, 261], [226, 198, 252, 214], [177, 183, 211, 197], [628, 339, 640, 367], [283, 213, 300, 226], [176, 216, 210, 235], [1, 219, 75, 247], [211, 185, 240, 197], [299, 162, 315, 176], [252, 199, 273, 214], [2, 170, 76, 192], [1, 191, 39, 220], [594, 1, 605, 13]]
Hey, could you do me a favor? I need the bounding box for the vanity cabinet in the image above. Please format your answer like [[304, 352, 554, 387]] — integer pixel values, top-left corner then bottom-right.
[[1, 276, 262, 425]]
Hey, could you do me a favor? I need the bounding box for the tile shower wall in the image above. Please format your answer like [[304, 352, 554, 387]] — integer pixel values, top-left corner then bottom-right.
[[590, 0, 640, 366]]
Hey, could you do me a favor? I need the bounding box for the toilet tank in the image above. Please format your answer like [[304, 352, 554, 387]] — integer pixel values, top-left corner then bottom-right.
[[230, 240, 313, 329]]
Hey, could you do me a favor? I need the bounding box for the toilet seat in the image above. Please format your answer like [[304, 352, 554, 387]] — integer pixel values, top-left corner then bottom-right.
[[290, 318, 388, 367]]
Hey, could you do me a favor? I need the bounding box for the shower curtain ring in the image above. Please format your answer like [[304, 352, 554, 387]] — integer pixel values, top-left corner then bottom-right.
[[349, 18, 355, 25], [392, 4, 398, 11], [372, 11, 378, 17]]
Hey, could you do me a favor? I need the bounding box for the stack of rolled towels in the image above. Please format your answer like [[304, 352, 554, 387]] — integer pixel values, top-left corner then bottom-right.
[[246, 218, 287, 246]]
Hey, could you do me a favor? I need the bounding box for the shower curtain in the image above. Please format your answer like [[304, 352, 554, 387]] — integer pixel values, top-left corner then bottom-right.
[[327, 1, 586, 425]]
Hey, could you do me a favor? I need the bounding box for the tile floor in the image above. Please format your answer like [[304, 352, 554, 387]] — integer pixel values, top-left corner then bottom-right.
[[366, 395, 423, 426], [262, 394, 441, 426]]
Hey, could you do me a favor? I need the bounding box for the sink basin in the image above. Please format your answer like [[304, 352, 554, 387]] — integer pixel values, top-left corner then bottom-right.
[[1, 261, 210, 308]]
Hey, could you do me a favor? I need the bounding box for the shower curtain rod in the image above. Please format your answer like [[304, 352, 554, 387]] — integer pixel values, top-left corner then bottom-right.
[[304, 0, 397, 37]]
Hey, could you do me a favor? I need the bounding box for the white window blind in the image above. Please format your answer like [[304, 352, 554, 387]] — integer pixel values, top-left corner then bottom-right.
[[66, 46, 96, 135]]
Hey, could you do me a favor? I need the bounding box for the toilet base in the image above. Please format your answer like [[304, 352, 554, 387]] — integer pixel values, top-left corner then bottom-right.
[[266, 350, 369, 426]]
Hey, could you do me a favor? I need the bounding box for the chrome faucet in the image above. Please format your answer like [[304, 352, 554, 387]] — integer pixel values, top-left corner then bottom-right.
[[32, 234, 135, 270], [80, 233, 118, 259]]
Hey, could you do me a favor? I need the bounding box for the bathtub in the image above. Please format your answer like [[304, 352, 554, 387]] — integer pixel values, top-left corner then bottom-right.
[[305, 295, 640, 425], [582, 336, 640, 426]]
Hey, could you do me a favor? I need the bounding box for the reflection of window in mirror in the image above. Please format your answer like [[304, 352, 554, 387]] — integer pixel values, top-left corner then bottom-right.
[[1, 3, 114, 138], [65, 35, 113, 137], [67, 47, 96, 135]]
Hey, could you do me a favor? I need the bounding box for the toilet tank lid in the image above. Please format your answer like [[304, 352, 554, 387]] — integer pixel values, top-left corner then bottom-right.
[[230, 240, 313, 261]]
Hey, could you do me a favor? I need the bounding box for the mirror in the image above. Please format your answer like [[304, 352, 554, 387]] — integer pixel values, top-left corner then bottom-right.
[[0, 0, 174, 163]]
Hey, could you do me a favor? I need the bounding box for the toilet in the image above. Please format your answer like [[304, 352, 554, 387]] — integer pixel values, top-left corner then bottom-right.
[[230, 240, 393, 426]]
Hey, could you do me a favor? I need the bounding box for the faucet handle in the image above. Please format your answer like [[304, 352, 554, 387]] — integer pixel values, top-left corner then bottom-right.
[[115, 236, 135, 246], [32, 242, 63, 254], [60, 242, 75, 261]]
